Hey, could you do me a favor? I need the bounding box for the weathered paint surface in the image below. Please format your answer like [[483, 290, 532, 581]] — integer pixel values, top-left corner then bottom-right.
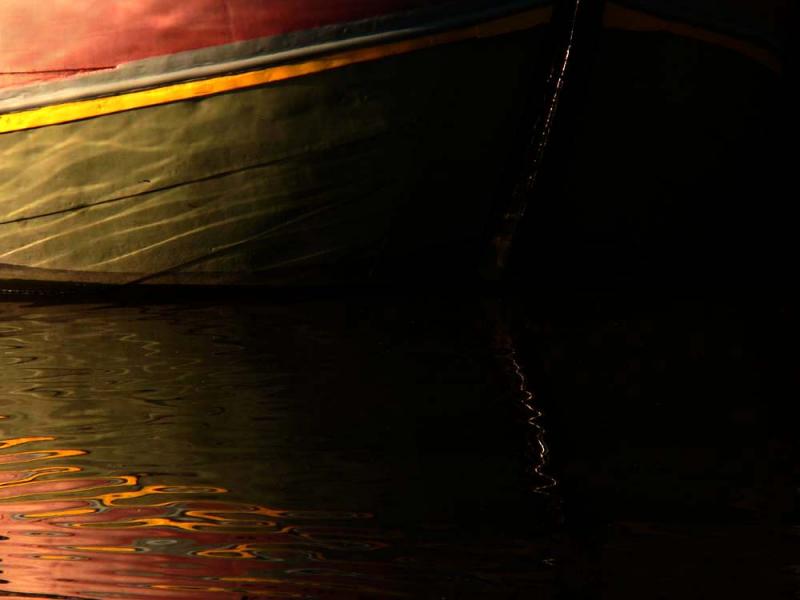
[[0, 9, 550, 134], [0, 0, 509, 89], [0, 2, 552, 287], [0, 29, 549, 286]]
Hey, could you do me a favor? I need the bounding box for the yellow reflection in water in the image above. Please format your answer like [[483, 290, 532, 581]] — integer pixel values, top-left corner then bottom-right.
[[0, 423, 392, 600], [25, 507, 97, 518], [97, 482, 229, 506], [0, 448, 86, 465], [0, 465, 81, 490], [0, 436, 56, 449]]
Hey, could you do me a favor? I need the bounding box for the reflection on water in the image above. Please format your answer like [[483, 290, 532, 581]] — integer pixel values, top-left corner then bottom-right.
[[490, 306, 556, 497], [0, 296, 796, 599], [0, 434, 384, 599], [0, 299, 552, 599]]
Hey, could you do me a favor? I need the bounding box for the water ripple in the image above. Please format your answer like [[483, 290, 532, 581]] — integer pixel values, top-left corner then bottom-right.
[[0, 300, 549, 599]]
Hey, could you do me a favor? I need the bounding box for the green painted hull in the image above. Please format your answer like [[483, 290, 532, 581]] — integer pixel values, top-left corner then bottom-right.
[[0, 31, 546, 287]]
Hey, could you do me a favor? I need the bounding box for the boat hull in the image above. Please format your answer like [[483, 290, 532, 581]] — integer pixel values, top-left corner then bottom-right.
[[0, 26, 549, 287]]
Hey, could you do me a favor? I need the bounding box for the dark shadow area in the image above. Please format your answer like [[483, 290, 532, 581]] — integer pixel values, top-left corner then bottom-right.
[[507, 292, 799, 598], [507, 6, 797, 291], [0, 291, 795, 598]]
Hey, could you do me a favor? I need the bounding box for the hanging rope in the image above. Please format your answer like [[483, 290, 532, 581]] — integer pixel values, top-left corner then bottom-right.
[[489, 0, 603, 275]]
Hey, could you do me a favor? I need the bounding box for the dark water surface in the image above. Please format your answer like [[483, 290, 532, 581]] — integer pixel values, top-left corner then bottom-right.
[[0, 293, 796, 599]]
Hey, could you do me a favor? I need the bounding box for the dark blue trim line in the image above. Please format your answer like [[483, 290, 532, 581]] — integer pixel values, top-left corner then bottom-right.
[[0, 0, 552, 113]]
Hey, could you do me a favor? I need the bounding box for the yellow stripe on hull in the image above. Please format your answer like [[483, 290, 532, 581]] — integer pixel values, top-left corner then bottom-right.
[[0, 8, 551, 135]]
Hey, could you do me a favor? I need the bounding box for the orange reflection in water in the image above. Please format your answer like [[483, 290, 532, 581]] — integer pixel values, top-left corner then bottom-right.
[[0, 436, 399, 600]]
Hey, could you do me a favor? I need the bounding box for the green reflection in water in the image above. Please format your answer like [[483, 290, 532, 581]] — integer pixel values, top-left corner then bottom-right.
[[0, 300, 549, 599]]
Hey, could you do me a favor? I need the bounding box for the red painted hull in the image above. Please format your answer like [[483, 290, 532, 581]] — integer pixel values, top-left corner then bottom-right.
[[0, 0, 462, 89]]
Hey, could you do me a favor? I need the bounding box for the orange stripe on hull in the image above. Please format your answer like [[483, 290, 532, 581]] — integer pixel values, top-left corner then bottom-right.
[[0, 7, 551, 135], [604, 3, 781, 72]]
